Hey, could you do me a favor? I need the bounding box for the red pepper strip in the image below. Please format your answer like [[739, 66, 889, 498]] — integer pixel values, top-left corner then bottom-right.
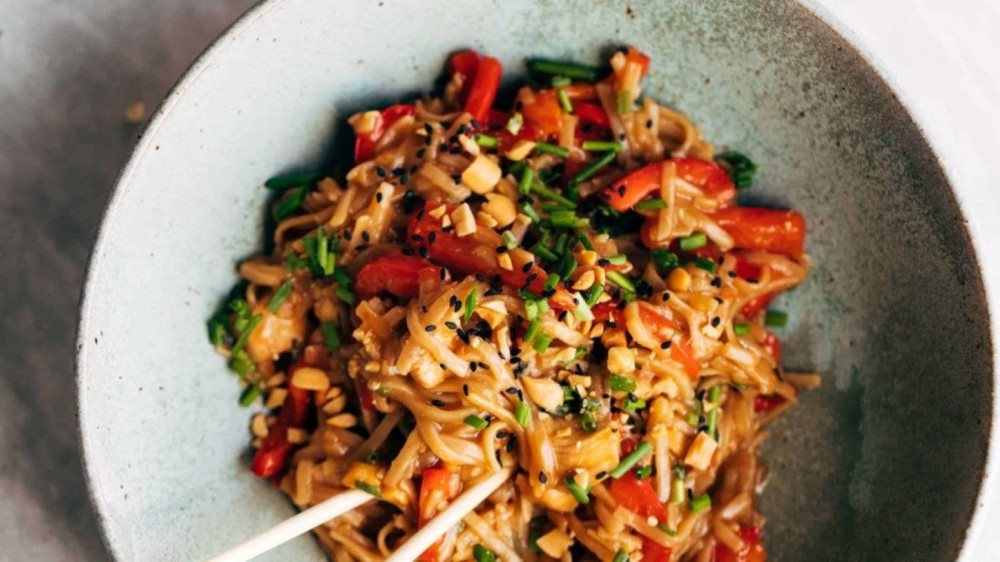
[[575, 101, 612, 129], [520, 89, 563, 138], [354, 104, 416, 164], [561, 83, 598, 101], [711, 207, 806, 257], [602, 158, 736, 212], [728, 258, 777, 318], [671, 338, 700, 380], [250, 384, 312, 478], [592, 301, 698, 379], [620, 437, 636, 456], [754, 394, 786, 413], [625, 46, 652, 77], [464, 56, 502, 123], [417, 467, 456, 562], [355, 253, 437, 299], [448, 50, 479, 102], [608, 471, 673, 561], [714, 525, 768, 562]]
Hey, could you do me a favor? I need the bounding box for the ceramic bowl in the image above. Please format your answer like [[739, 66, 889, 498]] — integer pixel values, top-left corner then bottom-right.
[[77, 0, 994, 559]]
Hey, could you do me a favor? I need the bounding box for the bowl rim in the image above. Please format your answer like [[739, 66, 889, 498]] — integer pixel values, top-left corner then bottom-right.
[[74, 0, 998, 559]]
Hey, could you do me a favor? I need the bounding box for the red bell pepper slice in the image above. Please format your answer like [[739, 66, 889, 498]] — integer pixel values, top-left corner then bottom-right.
[[354, 104, 416, 164], [521, 89, 563, 137], [714, 525, 768, 562], [625, 46, 652, 77], [464, 56, 503, 123], [575, 101, 612, 130], [448, 50, 479, 102], [711, 207, 806, 257], [417, 467, 456, 562], [754, 394, 786, 413], [355, 253, 437, 300], [592, 301, 698, 379], [602, 158, 736, 212], [250, 384, 313, 478], [609, 471, 673, 561]]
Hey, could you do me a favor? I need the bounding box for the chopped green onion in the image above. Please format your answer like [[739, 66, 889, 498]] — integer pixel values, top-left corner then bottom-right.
[[584, 284, 604, 307], [605, 254, 628, 265], [550, 209, 585, 228], [651, 249, 679, 272], [569, 150, 617, 186], [473, 544, 497, 562], [533, 332, 553, 353], [612, 549, 630, 562], [473, 133, 499, 148], [463, 287, 479, 322], [551, 75, 572, 87], [685, 411, 699, 426], [556, 253, 577, 281], [679, 232, 707, 251], [606, 270, 635, 293], [207, 313, 228, 346], [231, 314, 262, 354], [635, 198, 668, 211], [690, 493, 712, 513], [564, 477, 591, 504], [354, 481, 382, 498], [524, 318, 542, 343], [608, 374, 637, 393], [228, 349, 254, 377], [521, 203, 542, 223], [615, 90, 632, 115], [284, 252, 307, 272], [518, 167, 535, 195], [671, 475, 687, 505], [336, 285, 355, 305], [581, 140, 622, 152], [501, 231, 519, 249], [321, 321, 341, 351], [610, 438, 652, 478], [264, 172, 319, 190], [573, 293, 594, 322], [579, 411, 598, 432], [239, 385, 261, 407], [705, 384, 722, 440], [693, 257, 717, 273], [464, 414, 489, 431], [658, 524, 678, 537], [765, 310, 788, 327], [524, 299, 541, 320], [506, 112, 524, 135], [273, 186, 307, 220], [577, 232, 595, 251], [716, 151, 758, 190], [531, 243, 558, 262], [557, 87, 573, 113], [543, 273, 562, 292], [535, 142, 570, 158], [516, 401, 531, 427], [733, 323, 751, 336], [268, 280, 294, 313], [553, 231, 570, 255], [527, 58, 600, 82], [634, 464, 653, 479], [623, 397, 646, 411]]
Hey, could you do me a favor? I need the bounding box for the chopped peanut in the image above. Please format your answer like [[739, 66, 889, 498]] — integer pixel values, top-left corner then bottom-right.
[[522, 376, 564, 412], [291, 367, 330, 391], [536, 528, 574, 558], [607, 346, 636, 374], [451, 203, 477, 237], [684, 431, 719, 470], [482, 192, 517, 228], [505, 140, 536, 161], [461, 155, 502, 194]]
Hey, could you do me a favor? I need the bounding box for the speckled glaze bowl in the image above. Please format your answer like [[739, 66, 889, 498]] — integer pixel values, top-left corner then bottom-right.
[[77, 0, 995, 560]]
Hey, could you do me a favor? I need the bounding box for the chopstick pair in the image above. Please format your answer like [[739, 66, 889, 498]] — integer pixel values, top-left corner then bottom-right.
[[207, 467, 513, 562]]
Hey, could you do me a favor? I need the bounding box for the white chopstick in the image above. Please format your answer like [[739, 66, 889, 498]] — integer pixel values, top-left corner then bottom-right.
[[206, 488, 374, 562], [385, 467, 512, 562]]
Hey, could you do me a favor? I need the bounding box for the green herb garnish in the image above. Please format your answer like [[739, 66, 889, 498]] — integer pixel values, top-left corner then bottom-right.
[[464, 414, 489, 431]]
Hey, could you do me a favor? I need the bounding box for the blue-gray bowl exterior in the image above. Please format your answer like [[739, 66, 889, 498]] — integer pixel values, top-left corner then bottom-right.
[[77, 0, 992, 560]]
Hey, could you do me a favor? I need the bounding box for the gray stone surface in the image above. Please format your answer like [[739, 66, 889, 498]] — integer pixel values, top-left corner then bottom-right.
[[0, 2, 253, 559]]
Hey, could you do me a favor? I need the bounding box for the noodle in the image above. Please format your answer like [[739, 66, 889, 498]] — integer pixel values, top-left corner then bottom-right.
[[208, 47, 814, 561]]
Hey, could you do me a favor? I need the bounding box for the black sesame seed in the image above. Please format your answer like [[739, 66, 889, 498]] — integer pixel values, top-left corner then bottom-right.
[[429, 232, 437, 244], [660, 341, 672, 350], [425, 325, 437, 332], [445, 321, 458, 330], [439, 267, 447, 280], [376, 167, 387, 178], [375, 192, 383, 203], [710, 277, 722, 287], [645, 119, 653, 129], [451, 174, 462, 185], [538, 472, 548, 484], [463, 384, 470, 396], [431, 399, 446, 407], [416, 148, 426, 159], [661, 293, 671, 302], [521, 262, 533, 273], [727, 271, 736, 278], [596, 471, 607, 480], [419, 247, 429, 258], [505, 387, 518, 394], [361, 231, 370, 242], [711, 317, 721, 327]]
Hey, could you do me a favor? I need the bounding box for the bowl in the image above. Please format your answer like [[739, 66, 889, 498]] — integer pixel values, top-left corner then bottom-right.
[[76, 0, 994, 559]]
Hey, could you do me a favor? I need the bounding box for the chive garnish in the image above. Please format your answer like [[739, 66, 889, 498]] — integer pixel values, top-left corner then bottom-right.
[[606, 270, 635, 293], [651, 249, 679, 272], [551, 76, 572, 88], [611, 441, 652, 478], [671, 473, 687, 505], [716, 151, 758, 190], [526, 58, 600, 82], [207, 313, 228, 346], [238, 385, 261, 407], [581, 140, 622, 152], [531, 243, 558, 262], [473, 133, 499, 148], [679, 232, 707, 251], [231, 314, 262, 354], [355, 481, 382, 498], [557, 88, 573, 113], [521, 204, 542, 223], [579, 411, 598, 432], [584, 284, 604, 307], [577, 232, 595, 251], [321, 321, 341, 351], [608, 374, 637, 393], [573, 293, 594, 322], [693, 257, 717, 273], [501, 231, 519, 249], [473, 544, 497, 562], [615, 90, 632, 115], [569, 150, 617, 185], [264, 172, 319, 191], [524, 318, 542, 343], [228, 349, 254, 377], [273, 185, 307, 220], [690, 493, 712, 513], [524, 299, 541, 320], [564, 477, 591, 504], [284, 252, 307, 272], [463, 287, 479, 322], [535, 142, 570, 158], [533, 332, 553, 353], [516, 401, 531, 427], [556, 253, 577, 280], [612, 549, 630, 562], [635, 198, 668, 211], [550, 209, 587, 228], [733, 323, 751, 336], [518, 166, 534, 195], [336, 285, 356, 305], [464, 414, 489, 431], [766, 310, 788, 327], [605, 254, 628, 265], [543, 273, 562, 292], [623, 397, 646, 411], [268, 280, 294, 313]]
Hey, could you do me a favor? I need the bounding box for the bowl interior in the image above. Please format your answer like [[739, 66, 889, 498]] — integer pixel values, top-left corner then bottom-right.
[[77, 0, 992, 560]]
